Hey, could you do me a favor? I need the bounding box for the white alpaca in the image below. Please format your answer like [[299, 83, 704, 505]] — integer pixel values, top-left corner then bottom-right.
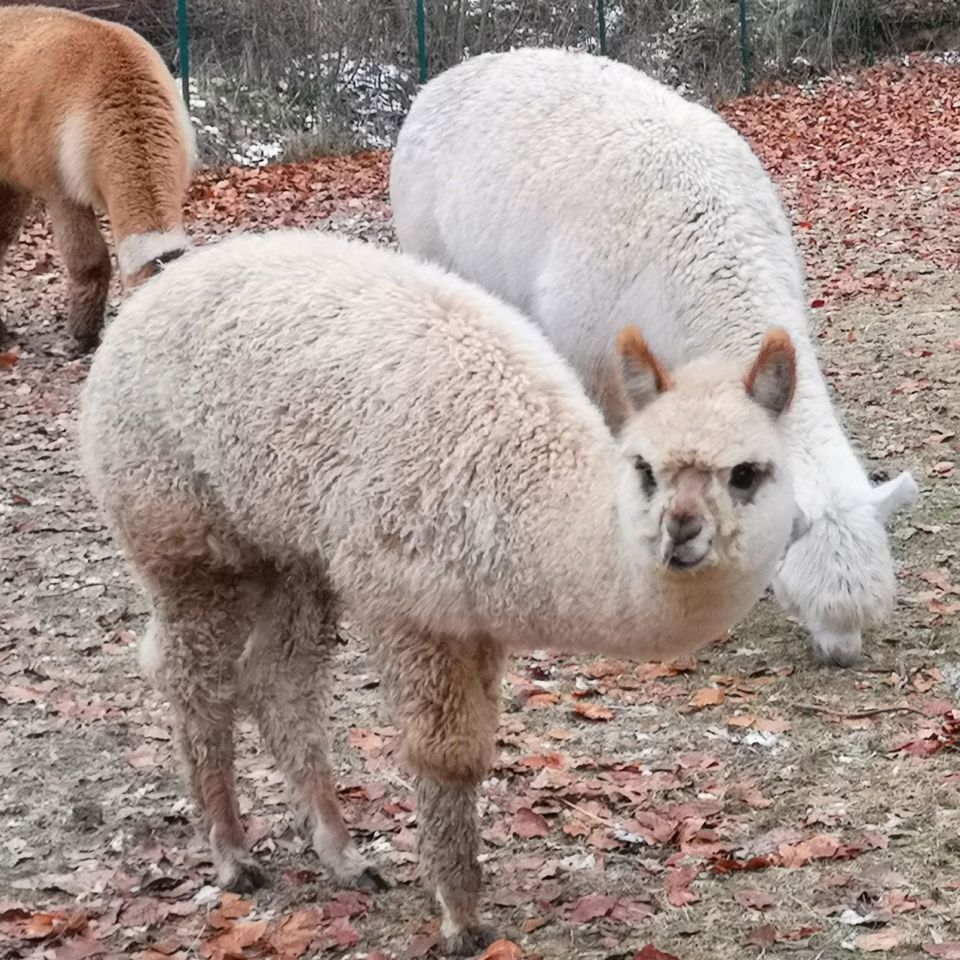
[[80, 230, 796, 954], [390, 46, 919, 667]]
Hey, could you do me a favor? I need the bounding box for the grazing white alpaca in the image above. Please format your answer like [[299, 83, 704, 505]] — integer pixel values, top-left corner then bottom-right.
[[390, 46, 919, 666], [80, 230, 797, 954]]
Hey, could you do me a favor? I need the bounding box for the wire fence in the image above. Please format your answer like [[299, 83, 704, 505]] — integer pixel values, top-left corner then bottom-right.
[[174, 0, 758, 112], [70, 0, 957, 164]]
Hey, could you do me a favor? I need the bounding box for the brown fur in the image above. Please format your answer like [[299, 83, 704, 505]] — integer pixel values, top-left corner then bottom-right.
[[0, 4, 193, 350]]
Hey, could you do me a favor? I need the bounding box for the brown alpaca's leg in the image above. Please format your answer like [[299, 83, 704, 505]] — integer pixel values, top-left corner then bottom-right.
[[146, 566, 268, 893], [48, 198, 111, 351], [243, 568, 385, 890], [377, 629, 505, 955], [0, 183, 29, 345]]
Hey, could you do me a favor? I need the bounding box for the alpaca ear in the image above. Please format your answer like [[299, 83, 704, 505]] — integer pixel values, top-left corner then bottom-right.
[[744, 327, 796, 417], [616, 326, 672, 411], [790, 505, 812, 543], [869, 471, 919, 524]]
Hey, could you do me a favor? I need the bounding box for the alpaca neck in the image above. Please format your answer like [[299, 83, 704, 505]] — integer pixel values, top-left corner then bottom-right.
[[785, 344, 872, 515], [505, 471, 759, 661]]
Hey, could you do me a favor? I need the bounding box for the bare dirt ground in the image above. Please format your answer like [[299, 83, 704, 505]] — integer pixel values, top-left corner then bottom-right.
[[1, 60, 958, 960]]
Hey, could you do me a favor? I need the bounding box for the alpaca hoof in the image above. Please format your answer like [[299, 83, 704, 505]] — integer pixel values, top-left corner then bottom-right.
[[353, 866, 389, 892], [223, 860, 270, 894], [441, 924, 498, 957], [72, 332, 100, 355]]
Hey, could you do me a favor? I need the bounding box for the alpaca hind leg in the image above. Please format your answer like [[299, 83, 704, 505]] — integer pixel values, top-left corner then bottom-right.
[[0, 183, 29, 345], [48, 198, 110, 351], [244, 570, 384, 889], [147, 568, 268, 892], [377, 628, 505, 955]]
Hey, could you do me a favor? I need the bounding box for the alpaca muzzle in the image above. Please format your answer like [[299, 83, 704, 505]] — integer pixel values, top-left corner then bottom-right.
[[663, 512, 712, 569]]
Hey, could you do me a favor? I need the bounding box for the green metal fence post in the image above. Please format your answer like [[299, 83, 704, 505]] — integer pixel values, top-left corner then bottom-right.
[[416, 0, 427, 83], [596, 0, 607, 56], [738, 0, 751, 94], [865, 12, 876, 66], [177, 0, 190, 108]]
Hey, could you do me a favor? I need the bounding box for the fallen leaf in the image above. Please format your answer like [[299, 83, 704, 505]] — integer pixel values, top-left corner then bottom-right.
[[754, 716, 792, 733], [22, 910, 87, 940], [665, 866, 699, 907], [477, 940, 522, 960], [523, 692, 560, 710], [518, 752, 568, 770], [324, 916, 360, 948], [572, 701, 614, 721], [778, 834, 841, 867], [51, 939, 106, 960], [856, 928, 906, 952], [689, 687, 725, 708], [918, 570, 956, 594], [635, 658, 696, 680], [568, 894, 616, 924], [610, 898, 655, 923], [200, 920, 268, 959], [923, 943, 960, 959], [735, 889, 775, 911], [271, 907, 325, 958], [635, 946, 681, 960], [216, 894, 253, 920], [327, 891, 371, 919], [512, 808, 550, 839]]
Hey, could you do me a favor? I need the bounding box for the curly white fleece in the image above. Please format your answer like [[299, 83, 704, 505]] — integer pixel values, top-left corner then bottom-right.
[[79, 229, 794, 662], [390, 47, 919, 665]]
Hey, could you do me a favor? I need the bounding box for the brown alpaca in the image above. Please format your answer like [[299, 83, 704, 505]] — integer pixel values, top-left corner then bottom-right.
[[0, 4, 194, 350]]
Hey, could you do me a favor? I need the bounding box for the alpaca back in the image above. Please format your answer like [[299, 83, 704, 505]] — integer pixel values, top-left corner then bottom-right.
[[80, 230, 615, 637], [392, 48, 808, 373], [0, 5, 193, 276]]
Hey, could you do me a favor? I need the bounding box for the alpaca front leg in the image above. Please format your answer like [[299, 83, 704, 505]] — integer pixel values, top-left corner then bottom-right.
[[0, 183, 29, 346], [48, 198, 111, 351], [377, 629, 504, 955]]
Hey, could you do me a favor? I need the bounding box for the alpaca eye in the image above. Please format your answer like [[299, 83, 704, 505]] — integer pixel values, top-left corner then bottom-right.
[[730, 462, 763, 500], [731, 464, 757, 489], [634, 456, 657, 495]]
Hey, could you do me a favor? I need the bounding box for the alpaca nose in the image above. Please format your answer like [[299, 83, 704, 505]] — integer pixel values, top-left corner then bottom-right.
[[668, 514, 703, 546]]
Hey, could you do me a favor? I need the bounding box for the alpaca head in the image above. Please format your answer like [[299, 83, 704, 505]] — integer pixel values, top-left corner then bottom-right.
[[614, 327, 797, 579], [772, 471, 918, 667]]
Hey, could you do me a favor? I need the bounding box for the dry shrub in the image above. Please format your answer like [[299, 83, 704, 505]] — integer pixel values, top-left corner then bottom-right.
[[26, 0, 958, 159], [613, 0, 960, 99]]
